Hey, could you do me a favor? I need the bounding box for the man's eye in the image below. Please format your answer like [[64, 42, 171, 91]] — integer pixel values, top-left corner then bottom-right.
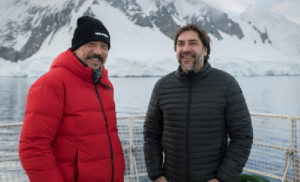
[[177, 42, 184, 46], [102, 45, 108, 50]]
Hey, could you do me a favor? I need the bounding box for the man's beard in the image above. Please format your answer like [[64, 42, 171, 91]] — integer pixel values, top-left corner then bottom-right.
[[180, 60, 196, 72], [179, 51, 204, 72]]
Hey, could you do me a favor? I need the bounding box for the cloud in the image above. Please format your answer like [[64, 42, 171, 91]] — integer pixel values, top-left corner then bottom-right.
[[270, 0, 300, 23], [201, 0, 249, 14], [271, 0, 292, 11], [201, 0, 300, 24]]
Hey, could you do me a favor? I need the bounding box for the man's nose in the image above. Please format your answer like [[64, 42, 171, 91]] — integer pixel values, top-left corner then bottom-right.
[[182, 44, 192, 52], [93, 45, 104, 54]]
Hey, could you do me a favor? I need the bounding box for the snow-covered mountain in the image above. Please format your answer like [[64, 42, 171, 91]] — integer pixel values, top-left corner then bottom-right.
[[0, 0, 300, 77]]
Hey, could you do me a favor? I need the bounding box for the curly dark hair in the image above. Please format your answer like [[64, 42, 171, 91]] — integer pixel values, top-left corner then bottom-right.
[[174, 24, 211, 62]]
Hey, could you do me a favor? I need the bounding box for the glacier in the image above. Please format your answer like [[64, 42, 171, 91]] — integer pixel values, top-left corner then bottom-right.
[[0, 0, 299, 77]]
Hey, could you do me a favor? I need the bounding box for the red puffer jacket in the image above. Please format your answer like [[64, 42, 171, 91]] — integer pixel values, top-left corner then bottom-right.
[[19, 48, 125, 182]]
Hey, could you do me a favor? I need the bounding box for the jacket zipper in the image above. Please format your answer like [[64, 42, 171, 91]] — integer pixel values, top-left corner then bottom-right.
[[186, 77, 193, 182], [74, 151, 78, 182], [94, 83, 114, 182]]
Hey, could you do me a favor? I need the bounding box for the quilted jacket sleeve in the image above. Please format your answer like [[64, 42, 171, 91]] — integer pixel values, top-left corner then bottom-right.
[[19, 73, 65, 182], [216, 76, 253, 182], [143, 81, 164, 181]]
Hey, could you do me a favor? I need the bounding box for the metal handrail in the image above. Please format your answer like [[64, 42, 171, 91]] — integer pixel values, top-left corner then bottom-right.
[[0, 122, 23, 128], [1, 113, 300, 182], [1, 113, 299, 128], [251, 112, 300, 120], [1, 113, 300, 128]]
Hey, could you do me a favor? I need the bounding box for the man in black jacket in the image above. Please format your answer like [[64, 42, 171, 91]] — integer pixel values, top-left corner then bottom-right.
[[143, 24, 253, 182]]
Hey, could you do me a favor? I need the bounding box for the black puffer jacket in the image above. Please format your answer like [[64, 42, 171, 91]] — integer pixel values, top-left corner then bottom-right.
[[144, 63, 253, 182]]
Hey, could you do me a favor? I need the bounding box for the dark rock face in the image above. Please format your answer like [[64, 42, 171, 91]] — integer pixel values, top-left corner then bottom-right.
[[0, 0, 248, 62], [0, 1, 75, 62], [252, 26, 272, 44], [102, 0, 243, 40], [190, 10, 244, 40], [104, 0, 153, 27], [149, 2, 180, 39]]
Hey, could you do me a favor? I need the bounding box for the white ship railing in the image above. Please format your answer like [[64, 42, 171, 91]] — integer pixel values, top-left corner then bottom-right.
[[0, 113, 299, 182]]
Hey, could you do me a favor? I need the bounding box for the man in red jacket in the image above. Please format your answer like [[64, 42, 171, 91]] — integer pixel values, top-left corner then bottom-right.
[[19, 16, 125, 182]]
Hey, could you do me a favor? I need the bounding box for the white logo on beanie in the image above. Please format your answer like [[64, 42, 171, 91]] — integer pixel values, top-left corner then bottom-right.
[[95, 32, 109, 38]]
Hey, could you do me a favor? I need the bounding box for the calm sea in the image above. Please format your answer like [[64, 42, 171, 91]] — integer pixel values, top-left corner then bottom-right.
[[0, 76, 299, 123]]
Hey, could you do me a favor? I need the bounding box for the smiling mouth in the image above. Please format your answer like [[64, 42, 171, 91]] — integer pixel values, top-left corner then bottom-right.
[[181, 56, 195, 62], [90, 57, 101, 62], [180, 52, 195, 59], [86, 54, 104, 63]]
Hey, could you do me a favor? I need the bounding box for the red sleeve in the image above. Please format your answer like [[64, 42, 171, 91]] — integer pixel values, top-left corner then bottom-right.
[[19, 73, 65, 182]]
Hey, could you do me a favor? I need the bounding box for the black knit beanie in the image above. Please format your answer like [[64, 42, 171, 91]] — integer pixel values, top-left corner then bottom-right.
[[72, 16, 110, 51]]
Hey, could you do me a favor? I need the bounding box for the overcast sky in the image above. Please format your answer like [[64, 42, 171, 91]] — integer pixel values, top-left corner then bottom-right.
[[201, 0, 300, 24]]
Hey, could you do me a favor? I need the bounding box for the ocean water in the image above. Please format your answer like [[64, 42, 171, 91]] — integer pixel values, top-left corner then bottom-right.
[[112, 76, 300, 117], [0, 76, 299, 124]]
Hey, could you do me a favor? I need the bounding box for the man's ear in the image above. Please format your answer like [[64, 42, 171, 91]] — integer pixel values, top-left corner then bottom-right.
[[203, 47, 208, 56]]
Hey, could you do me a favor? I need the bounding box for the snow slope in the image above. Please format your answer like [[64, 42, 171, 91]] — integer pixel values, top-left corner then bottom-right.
[[0, 0, 299, 77]]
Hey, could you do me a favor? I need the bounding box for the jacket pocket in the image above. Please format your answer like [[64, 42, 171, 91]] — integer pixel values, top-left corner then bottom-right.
[[74, 151, 79, 182]]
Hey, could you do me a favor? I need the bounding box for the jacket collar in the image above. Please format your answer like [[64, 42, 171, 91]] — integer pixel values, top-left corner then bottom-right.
[[175, 62, 212, 81], [50, 48, 112, 88]]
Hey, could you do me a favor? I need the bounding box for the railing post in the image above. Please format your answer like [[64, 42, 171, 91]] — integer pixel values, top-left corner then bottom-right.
[[291, 119, 300, 182], [128, 117, 134, 182]]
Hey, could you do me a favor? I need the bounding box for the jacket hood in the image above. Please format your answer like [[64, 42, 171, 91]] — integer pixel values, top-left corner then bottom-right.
[[50, 48, 112, 88]]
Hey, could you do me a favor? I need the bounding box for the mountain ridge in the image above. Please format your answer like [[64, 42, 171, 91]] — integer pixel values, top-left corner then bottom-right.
[[0, 0, 299, 77]]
